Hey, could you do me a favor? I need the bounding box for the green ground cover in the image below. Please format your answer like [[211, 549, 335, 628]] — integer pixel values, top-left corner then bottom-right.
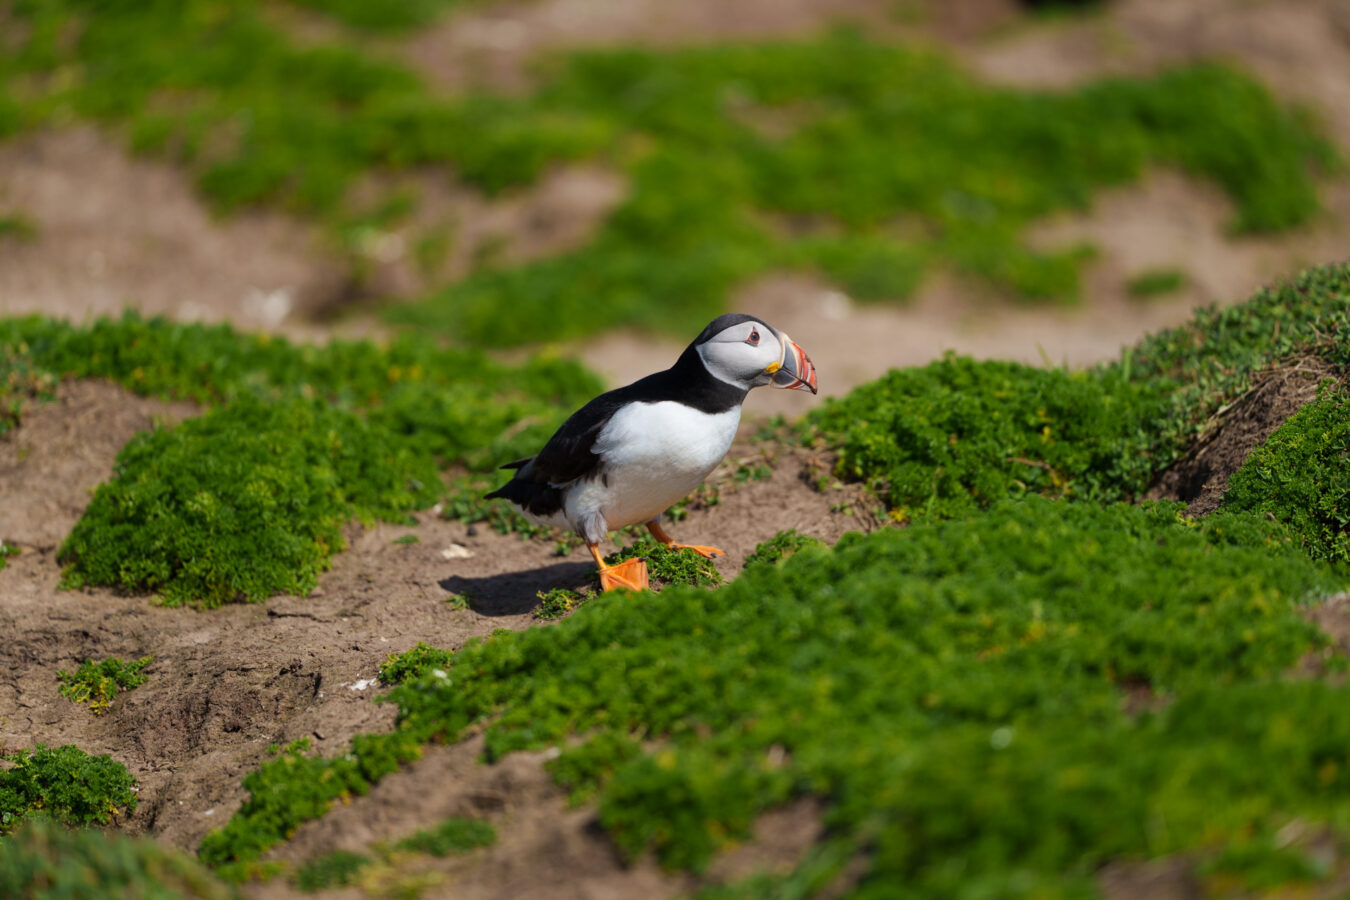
[[806, 263, 1350, 522], [56, 656, 153, 715], [0, 817, 230, 900], [202, 498, 1349, 894], [0, 745, 139, 834], [1, 4, 1338, 345], [195, 264, 1350, 892]]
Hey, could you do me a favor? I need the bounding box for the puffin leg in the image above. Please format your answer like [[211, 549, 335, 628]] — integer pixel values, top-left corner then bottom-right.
[[588, 542, 648, 592], [646, 520, 725, 559]]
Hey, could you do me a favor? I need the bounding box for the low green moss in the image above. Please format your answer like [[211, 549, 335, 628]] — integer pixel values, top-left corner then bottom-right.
[[804, 354, 1167, 521], [1126, 266, 1187, 298], [0, 745, 139, 834], [743, 530, 827, 570], [0, 817, 230, 900], [605, 539, 723, 588], [337, 498, 1341, 890], [1222, 382, 1350, 565], [808, 263, 1350, 521], [294, 850, 371, 892], [0, 213, 37, 242], [379, 642, 455, 685], [535, 587, 587, 620], [57, 398, 440, 607], [197, 734, 424, 871], [56, 656, 153, 715], [394, 816, 496, 856]]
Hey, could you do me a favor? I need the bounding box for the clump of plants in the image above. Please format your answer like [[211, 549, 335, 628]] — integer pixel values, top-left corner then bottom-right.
[[1221, 382, 1350, 564], [56, 656, 153, 715], [379, 642, 455, 685], [1126, 266, 1188, 298], [198, 735, 423, 873], [535, 587, 587, 620], [394, 816, 496, 856], [807, 263, 1350, 522], [605, 539, 723, 588], [0, 745, 139, 834], [743, 530, 825, 570], [804, 354, 1167, 521], [291, 815, 494, 893], [57, 397, 440, 607], [294, 850, 371, 892], [0, 541, 18, 571], [0, 817, 230, 900]]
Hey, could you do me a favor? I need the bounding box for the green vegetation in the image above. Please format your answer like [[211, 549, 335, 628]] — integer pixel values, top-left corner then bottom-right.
[[0, 745, 139, 834], [391, 46, 1337, 344], [0, 541, 18, 571], [294, 850, 370, 892], [742, 529, 826, 570], [56, 656, 153, 715], [808, 263, 1350, 522], [59, 398, 441, 607], [392, 533, 421, 545], [0, 313, 602, 603], [0, 213, 37, 242], [205, 497, 1345, 889], [198, 735, 423, 871], [534, 587, 585, 620], [806, 354, 1166, 521], [606, 539, 723, 588], [290, 816, 493, 893], [0, 817, 230, 900], [1126, 266, 1188, 298], [2, 4, 1337, 344], [1224, 382, 1350, 565], [394, 816, 496, 856], [379, 642, 455, 685]]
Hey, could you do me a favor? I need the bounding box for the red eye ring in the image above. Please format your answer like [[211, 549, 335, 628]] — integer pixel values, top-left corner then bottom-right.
[[747, 329, 760, 345]]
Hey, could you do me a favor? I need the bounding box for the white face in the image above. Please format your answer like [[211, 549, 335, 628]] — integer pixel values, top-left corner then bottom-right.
[[695, 319, 784, 390]]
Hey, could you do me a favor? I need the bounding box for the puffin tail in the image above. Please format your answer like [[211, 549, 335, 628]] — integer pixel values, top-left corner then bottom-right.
[[484, 461, 565, 518]]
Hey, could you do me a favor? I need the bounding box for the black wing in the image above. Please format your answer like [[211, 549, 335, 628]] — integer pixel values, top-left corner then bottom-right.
[[483, 387, 630, 514]]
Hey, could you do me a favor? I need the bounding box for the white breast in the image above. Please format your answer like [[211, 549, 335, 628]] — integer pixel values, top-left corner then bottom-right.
[[565, 401, 740, 538]]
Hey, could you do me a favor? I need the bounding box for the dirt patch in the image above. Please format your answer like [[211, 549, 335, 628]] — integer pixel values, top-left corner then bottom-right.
[[0, 128, 343, 335], [0, 380, 871, 864], [251, 733, 825, 900], [1146, 356, 1337, 516], [0, 379, 199, 549]]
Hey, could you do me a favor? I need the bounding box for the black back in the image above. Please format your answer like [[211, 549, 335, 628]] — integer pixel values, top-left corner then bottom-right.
[[484, 324, 752, 515]]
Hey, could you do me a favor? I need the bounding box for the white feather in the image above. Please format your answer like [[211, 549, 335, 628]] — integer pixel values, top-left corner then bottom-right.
[[563, 401, 740, 542]]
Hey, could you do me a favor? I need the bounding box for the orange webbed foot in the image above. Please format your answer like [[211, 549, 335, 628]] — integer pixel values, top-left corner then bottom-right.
[[646, 521, 725, 559], [589, 543, 649, 592], [667, 543, 725, 559]]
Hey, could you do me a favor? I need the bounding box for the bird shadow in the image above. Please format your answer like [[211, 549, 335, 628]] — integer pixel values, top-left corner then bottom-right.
[[440, 561, 595, 617]]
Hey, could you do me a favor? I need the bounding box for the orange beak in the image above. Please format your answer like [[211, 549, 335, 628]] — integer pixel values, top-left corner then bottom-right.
[[770, 334, 818, 394]]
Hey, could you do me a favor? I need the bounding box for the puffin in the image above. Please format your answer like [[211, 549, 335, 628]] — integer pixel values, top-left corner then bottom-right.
[[486, 313, 818, 591]]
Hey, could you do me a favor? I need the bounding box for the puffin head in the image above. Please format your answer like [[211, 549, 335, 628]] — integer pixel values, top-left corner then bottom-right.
[[692, 313, 818, 394]]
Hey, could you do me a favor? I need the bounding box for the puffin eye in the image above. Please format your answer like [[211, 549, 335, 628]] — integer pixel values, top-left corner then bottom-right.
[[747, 329, 760, 345]]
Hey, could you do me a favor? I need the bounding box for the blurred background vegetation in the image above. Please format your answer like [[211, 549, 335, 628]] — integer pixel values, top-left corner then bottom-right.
[[0, 0, 1343, 353]]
